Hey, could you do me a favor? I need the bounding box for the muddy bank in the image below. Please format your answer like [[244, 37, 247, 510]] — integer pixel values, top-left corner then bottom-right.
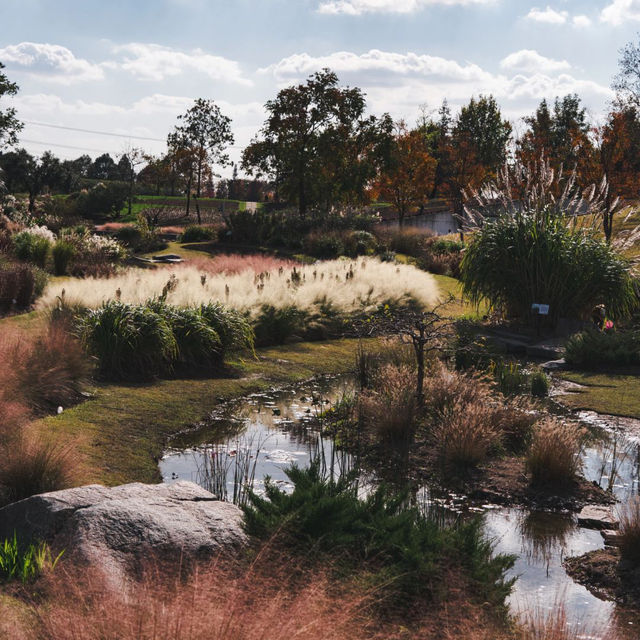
[[565, 548, 640, 610]]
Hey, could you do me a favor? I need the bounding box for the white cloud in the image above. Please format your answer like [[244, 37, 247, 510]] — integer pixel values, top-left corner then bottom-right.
[[500, 50, 570, 74], [0, 42, 104, 84], [260, 49, 495, 85], [317, 0, 493, 15], [601, 0, 640, 25], [525, 6, 568, 24], [111, 43, 252, 85], [572, 14, 591, 27], [261, 49, 612, 126]]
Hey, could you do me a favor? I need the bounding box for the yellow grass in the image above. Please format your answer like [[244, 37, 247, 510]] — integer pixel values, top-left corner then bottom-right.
[[37, 258, 440, 315]]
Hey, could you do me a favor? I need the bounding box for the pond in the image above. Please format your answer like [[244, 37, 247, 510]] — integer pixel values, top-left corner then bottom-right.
[[160, 376, 640, 638]]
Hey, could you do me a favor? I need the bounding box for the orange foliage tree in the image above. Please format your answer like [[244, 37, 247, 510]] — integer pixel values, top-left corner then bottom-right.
[[373, 121, 437, 226]]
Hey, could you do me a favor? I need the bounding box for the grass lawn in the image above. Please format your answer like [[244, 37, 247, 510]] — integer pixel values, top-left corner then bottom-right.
[[557, 370, 640, 419], [36, 338, 384, 487]]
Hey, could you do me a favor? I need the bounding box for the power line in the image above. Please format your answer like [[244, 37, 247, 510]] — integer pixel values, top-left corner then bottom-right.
[[24, 120, 166, 143], [19, 138, 114, 154], [23, 120, 244, 148]]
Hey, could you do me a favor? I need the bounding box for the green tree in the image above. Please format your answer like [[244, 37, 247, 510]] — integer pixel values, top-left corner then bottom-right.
[[0, 62, 22, 150], [242, 69, 392, 216], [171, 98, 234, 224], [87, 153, 118, 181], [453, 95, 512, 171]]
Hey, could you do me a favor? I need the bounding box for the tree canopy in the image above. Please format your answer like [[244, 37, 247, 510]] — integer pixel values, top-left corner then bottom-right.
[[242, 69, 393, 215]]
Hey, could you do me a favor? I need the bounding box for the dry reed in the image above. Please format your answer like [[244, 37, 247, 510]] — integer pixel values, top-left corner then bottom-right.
[[526, 419, 585, 488], [617, 496, 640, 567]]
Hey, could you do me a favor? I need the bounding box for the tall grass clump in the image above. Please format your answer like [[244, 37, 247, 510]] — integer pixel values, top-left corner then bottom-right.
[[51, 240, 75, 276], [1, 325, 92, 412], [461, 159, 637, 324], [358, 364, 417, 446], [80, 301, 177, 381], [199, 302, 254, 354], [0, 532, 63, 584], [423, 363, 535, 467], [180, 225, 217, 243], [526, 418, 584, 488], [253, 304, 306, 346], [0, 430, 79, 505], [37, 258, 440, 316], [13, 230, 52, 268], [148, 302, 222, 372], [618, 497, 640, 567]]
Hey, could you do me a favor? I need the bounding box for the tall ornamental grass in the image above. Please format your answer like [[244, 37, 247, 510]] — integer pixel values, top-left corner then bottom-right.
[[460, 211, 636, 323], [79, 300, 253, 381], [461, 159, 637, 324], [37, 258, 440, 315]]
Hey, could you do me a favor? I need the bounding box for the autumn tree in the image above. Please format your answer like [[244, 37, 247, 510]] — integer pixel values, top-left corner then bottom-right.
[[242, 69, 392, 216], [171, 98, 234, 224], [517, 95, 594, 185], [374, 121, 436, 225]]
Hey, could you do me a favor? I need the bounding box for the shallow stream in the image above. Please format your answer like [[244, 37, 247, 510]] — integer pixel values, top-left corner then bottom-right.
[[160, 376, 640, 638]]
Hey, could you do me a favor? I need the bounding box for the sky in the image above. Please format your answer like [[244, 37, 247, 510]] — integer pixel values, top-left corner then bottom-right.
[[1, 0, 640, 175]]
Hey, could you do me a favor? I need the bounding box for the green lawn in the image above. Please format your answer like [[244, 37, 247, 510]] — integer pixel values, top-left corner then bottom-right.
[[119, 196, 251, 223], [36, 338, 383, 486], [558, 370, 640, 419]]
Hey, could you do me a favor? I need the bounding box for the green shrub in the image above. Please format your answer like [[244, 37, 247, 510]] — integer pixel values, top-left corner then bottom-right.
[[253, 304, 307, 346], [243, 464, 514, 605], [302, 231, 345, 258], [530, 370, 549, 397], [0, 255, 46, 311], [565, 328, 640, 368], [13, 231, 51, 268], [52, 240, 75, 276], [80, 301, 177, 381], [460, 211, 637, 324], [0, 533, 63, 584], [344, 230, 377, 256], [181, 225, 217, 243]]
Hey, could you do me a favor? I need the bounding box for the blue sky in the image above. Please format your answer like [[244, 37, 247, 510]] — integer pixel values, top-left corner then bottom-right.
[[1, 0, 639, 172]]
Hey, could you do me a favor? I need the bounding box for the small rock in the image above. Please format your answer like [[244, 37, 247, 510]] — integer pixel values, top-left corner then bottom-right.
[[601, 529, 620, 546], [541, 358, 567, 371], [577, 505, 618, 530]]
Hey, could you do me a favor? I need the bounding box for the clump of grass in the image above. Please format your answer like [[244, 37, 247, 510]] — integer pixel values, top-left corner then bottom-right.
[[0, 429, 79, 505], [432, 397, 500, 469], [491, 360, 528, 396], [358, 364, 417, 446], [1, 325, 92, 413], [30, 555, 379, 640], [180, 224, 217, 243], [37, 258, 440, 316], [79, 299, 253, 380], [253, 304, 306, 346], [526, 418, 584, 488], [80, 301, 177, 381], [618, 497, 640, 567], [0, 532, 63, 584], [423, 363, 535, 466]]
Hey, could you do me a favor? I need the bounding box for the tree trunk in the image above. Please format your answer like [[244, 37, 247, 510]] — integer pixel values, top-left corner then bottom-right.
[[185, 174, 192, 218]]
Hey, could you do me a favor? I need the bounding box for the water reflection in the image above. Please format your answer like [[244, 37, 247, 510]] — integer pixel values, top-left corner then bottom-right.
[[160, 376, 640, 638]]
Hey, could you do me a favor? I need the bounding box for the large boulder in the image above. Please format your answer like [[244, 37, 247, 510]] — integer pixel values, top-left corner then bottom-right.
[[0, 481, 248, 584]]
